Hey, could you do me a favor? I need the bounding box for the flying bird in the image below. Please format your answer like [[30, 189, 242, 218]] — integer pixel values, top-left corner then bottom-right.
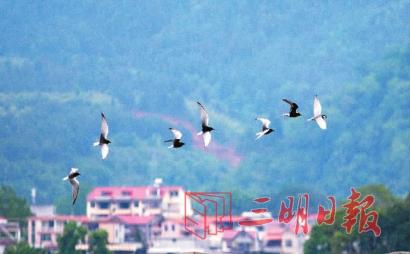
[[196, 102, 214, 147], [255, 117, 274, 140], [282, 99, 301, 118], [307, 95, 327, 129], [62, 168, 80, 205], [164, 128, 185, 148], [93, 113, 111, 159]]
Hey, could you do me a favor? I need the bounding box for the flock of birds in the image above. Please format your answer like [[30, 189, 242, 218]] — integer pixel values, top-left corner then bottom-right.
[[63, 96, 327, 205]]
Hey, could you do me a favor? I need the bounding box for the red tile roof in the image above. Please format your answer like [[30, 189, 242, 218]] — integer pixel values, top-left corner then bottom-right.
[[29, 214, 157, 226], [164, 217, 185, 225], [265, 225, 285, 240], [87, 186, 182, 201], [222, 230, 257, 240], [117, 215, 156, 225], [28, 215, 89, 223]]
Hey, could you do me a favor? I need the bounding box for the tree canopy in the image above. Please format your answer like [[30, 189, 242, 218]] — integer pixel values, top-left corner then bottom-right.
[[0, 186, 31, 220], [304, 186, 410, 254], [57, 221, 87, 254], [88, 229, 111, 254], [4, 242, 45, 254], [0, 1, 408, 215]]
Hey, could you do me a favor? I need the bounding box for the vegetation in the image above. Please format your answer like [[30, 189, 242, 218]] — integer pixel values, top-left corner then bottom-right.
[[88, 229, 111, 254], [0, 1, 408, 216], [0, 186, 31, 220], [57, 222, 87, 254], [4, 242, 45, 254], [304, 185, 410, 254]]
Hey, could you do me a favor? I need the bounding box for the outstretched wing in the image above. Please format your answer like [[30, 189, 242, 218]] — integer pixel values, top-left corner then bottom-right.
[[101, 113, 109, 138], [315, 117, 327, 130], [197, 102, 209, 126], [313, 96, 322, 117], [101, 144, 109, 159], [170, 128, 182, 140], [70, 178, 80, 205], [283, 99, 298, 112], [203, 131, 211, 147], [256, 129, 270, 140], [256, 117, 271, 129], [69, 167, 78, 175]]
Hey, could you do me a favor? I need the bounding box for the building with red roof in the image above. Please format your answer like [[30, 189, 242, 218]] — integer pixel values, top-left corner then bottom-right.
[[27, 215, 88, 251], [221, 229, 259, 254], [27, 179, 194, 253], [86, 184, 191, 220]]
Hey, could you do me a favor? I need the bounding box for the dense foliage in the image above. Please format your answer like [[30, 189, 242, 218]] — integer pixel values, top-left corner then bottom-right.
[[0, 1, 409, 215], [57, 222, 87, 254], [304, 185, 410, 254], [4, 242, 45, 254], [0, 186, 31, 220], [88, 230, 111, 254]]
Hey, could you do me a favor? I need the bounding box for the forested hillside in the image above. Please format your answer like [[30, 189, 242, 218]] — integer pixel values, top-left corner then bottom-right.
[[0, 1, 409, 214]]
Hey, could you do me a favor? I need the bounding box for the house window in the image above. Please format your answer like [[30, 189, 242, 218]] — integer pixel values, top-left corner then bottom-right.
[[171, 225, 175, 231], [267, 240, 281, 247], [164, 225, 168, 231], [99, 202, 110, 209], [48, 220, 54, 228], [119, 202, 130, 209], [146, 200, 160, 208], [134, 201, 139, 207], [122, 191, 131, 196], [101, 191, 112, 196], [170, 191, 179, 197], [238, 243, 251, 250], [285, 239, 292, 247], [91, 201, 95, 208], [41, 233, 51, 241], [88, 223, 99, 231]]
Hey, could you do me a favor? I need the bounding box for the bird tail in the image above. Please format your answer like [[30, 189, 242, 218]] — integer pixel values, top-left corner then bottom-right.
[[168, 145, 174, 149], [255, 132, 264, 140], [164, 139, 173, 143], [197, 131, 203, 136], [93, 141, 99, 146], [62, 176, 68, 181]]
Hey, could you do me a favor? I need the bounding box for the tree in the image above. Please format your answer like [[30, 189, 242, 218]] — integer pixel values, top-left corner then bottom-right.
[[380, 193, 410, 252], [0, 186, 31, 220], [88, 229, 111, 254], [4, 242, 45, 254], [304, 186, 410, 254], [57, 221, 87, 254], [358, 184, 398, 209]]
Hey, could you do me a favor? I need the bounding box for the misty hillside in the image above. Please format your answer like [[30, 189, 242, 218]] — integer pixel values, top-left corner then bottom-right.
[[0, 1, 409, 214]]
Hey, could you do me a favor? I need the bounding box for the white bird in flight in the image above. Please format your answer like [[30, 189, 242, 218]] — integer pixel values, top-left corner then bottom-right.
[[255, 117, 274, 140], [164, 128, 185, 148], [93, 113, 111, 159], [62, 168, 80, 205], [196, 102, 214, 147], [307, 95, 327, 130]]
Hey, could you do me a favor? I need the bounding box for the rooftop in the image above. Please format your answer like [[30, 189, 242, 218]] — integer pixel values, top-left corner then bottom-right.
[[87, 186, 183, 201]]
